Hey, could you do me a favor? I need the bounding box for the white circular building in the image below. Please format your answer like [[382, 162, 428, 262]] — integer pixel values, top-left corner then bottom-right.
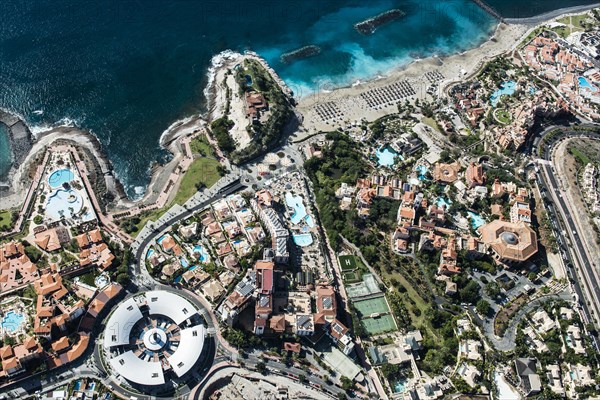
[[103, 290, 206, 386]]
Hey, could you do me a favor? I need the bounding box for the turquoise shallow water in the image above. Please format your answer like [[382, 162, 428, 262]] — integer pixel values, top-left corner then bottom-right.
[[0, 0, 596, 195]]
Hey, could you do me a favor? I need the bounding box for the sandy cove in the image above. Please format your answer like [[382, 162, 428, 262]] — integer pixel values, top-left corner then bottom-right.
[[295, 22, 529, 136]]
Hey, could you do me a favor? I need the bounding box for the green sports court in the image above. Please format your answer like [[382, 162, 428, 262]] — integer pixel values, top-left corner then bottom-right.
[[353, 295, 390, 316], [352, 295, 397, 335], [361, 314, 397, 335]]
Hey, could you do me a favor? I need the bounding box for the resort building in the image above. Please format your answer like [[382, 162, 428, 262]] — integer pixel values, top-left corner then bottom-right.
[[251, 190, 289, 264], [546, 364, 564, 396], [34, 273, 85, 338], [480, 220, 538, 263], [77, 229, 115, 271], [219, 271, 256, 326], [433, 162, 460, 184], [0, 242, 39, 294], [465, 162, 485, 188], [0, 336, 43, 378], [438, 237, 460, 276], [514, 358, 542, 397], [34, 227, 70, 252], [103, 291, 206, 387]]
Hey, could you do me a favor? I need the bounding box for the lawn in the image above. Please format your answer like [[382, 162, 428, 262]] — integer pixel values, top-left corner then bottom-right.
[[0, 210, 12, 229], [494, 109, 511, 124], [338, 255, 358, 271], [422, 117, 442, 132], [190, 135, 214, 157], [569, 147, 592, 166], [383, 270, 439, 340], [172, 157, 222, 206]]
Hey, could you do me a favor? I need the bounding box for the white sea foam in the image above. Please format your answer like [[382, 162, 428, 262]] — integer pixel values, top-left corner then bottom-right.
[[29, 117, 81, 138], [158, 115, 196, 147], [203, 50, 243, 102]]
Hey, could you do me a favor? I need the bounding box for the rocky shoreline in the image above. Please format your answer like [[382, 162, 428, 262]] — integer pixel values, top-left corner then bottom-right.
[[0, 114, 200, 213], [0, 109, 33, 188]]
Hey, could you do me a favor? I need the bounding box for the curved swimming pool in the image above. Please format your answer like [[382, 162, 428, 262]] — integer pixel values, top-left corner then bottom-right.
[[48, 168, 75, 188], [46, 189, 84, 220]]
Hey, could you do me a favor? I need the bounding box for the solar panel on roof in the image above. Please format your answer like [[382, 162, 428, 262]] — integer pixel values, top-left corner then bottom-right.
[[259, 295, 269, 307], [298, 315, 310, 327], [323, 297, 333, 309]]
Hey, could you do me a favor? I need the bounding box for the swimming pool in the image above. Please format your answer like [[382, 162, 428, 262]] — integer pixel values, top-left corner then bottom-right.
[[74, 380, 82, 391], [416, 165, 429, 180], [48, 168, 75, 188], [305, 215, 315, 228], [285, 192, 308, 225], [579, 76, 598, 92], [293, 233, 313, 247], [467, 211, 485, 229], [180, 257, 189, 268], [193, 245, 209, 262], [436, 197, 452, 208], [1, 311, 25, 333], [393, 379, 407, 393], [157, 235, 167, 245], [376, 146, 402, 167], [46, 189, 86, 220], [146, 249, 155, 259], [490, 81, 516, 107]]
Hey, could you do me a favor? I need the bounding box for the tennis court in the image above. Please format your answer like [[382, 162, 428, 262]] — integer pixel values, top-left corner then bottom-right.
[[362, 314, 397, 335], [353, 295, 390, 316], [338, 255, 358, 271]]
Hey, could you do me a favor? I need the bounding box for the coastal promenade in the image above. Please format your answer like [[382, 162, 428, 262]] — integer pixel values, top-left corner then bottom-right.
[[0, 151, 49, 238]]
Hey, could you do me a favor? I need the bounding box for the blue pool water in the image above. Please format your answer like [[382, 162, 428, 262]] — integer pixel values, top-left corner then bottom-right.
[[286, 192, 308, 225], [146, 249, 155, 259], [306, 215, 315, 228], [245, 75, 253, 86], [393, 379, 407, 393], [157, 235, 167, 245], [490, 81, 516, 107], [48, 168, 75, 188], [578, 76, 598, 92], [376, 146, 402, 167], [173, 276, 182, 284], [436, 197, 452, 208], [293, 233, 314, 247], [189, 265, 198, 271], [416, 165, 429, 180], [467, 211, 485, 229], [46, 189, 88, 221], [193, 245, 208, 262], [180, 257, 189, 268], [1, 311, 25, 333], [74, 381, 81, 391]]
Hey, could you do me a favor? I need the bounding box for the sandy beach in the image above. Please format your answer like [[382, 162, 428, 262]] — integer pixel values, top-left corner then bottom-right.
[[1, 3, 598, 213], [295, 22, 529, 136]]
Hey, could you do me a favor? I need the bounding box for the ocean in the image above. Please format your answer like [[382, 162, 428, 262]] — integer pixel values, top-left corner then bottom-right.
[[0, 0, 596, 198]]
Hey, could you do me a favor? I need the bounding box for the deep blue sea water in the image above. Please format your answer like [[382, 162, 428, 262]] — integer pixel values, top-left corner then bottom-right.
[[0, 0, 596, 197]]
